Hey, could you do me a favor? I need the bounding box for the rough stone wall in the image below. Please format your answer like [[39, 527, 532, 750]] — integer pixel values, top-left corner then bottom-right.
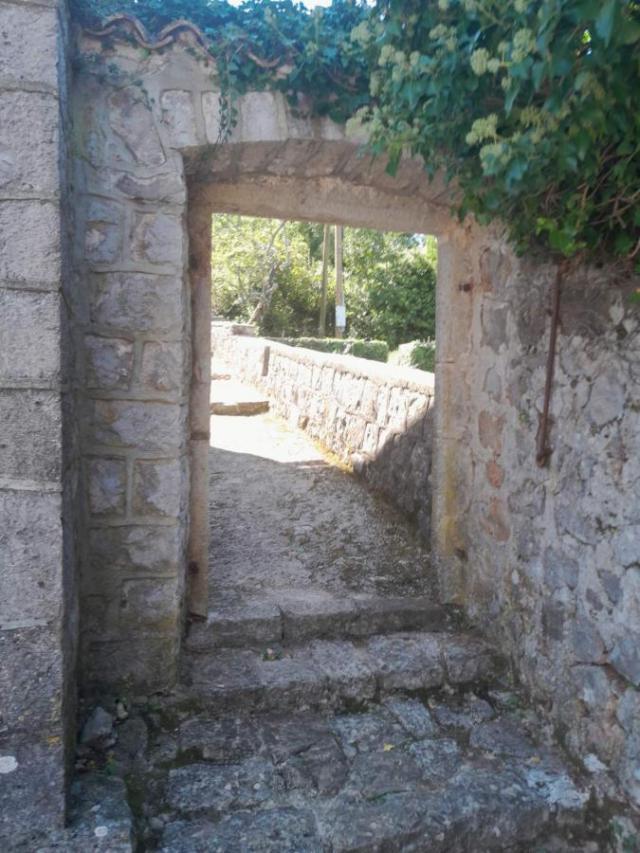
[[0, 0, 75, 838], [439, 229, 640, 809], [212, 326, 435, 542], [70, 46, 200, 692]]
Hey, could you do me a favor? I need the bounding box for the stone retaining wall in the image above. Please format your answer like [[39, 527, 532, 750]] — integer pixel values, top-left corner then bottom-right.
[[211, 325, 435, 542]]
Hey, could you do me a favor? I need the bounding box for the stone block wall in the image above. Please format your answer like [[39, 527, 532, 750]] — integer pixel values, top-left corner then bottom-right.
[[70, 66, 194, 692], [0, 0, 75, 840], [212, 326, 435, 542], [69, 27, 455, 692], [437, 227, 640, 810]]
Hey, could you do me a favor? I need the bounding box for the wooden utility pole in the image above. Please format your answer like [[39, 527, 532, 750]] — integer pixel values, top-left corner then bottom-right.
[[318, 223, 330, 336], [334, 224, 345, 338]]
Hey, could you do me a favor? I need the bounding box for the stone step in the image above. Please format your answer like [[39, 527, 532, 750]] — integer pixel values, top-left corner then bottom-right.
[[210, 399, 270, 415], [181, 630, 502, 715], [210, 377, 270, 416], [185, 591, 461, 652], [142, 692, 593, 852]]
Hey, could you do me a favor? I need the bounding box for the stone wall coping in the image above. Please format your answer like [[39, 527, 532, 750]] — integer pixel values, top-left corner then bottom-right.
[[211, 326, 434, 395], [268, 340, 435, 394]]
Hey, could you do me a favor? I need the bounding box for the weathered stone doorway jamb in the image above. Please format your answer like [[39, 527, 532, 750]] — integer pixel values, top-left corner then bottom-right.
[[183, 171, 472, 619], [187, 190, 212, 618]]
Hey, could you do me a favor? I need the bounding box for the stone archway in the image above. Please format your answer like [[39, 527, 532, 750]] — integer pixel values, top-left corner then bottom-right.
[[72, 30, 473, 693], [4, 8, 639, 838]]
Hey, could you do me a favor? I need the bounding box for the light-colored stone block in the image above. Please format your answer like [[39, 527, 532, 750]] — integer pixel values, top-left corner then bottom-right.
[[0, 389, 61, 481], [387, 386, 408, 431], [238, 91, 288, 143], [0, 734, 67, 841], [85, 334, 133, 390], [84, 636, 178, 691], [119, 577, 181, 634], [89, 272, 183, 334], [107, 87, 166, 168], [89, 400, 185, 452], [130, 211, 183, 268], [0, 491, 63, 626], [0, 289, 60, 383], [132, 458, 184, 517], [0, 625, 64, 730], [112, 170, 186, 204], [87, 457, 127, 516], [0, 91, 59, 197], [0, 2, 59, 88], [88, 524, 183, 578], [0, 200, 60, 284], [160, 89, 199, 147], [84, 198, 123, 266], [140, 341, 184, 392]]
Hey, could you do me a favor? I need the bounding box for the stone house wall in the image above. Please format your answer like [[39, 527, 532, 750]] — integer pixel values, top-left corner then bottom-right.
[[437, 229, 640, 809], [0, 0, 75, 839], [211, 326, 435, 541]]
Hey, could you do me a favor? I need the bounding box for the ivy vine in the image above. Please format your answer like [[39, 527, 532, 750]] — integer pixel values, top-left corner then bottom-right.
[[359, 0, 640, 268], [73, 0, 640, 270], [72, 0, 371, 132]]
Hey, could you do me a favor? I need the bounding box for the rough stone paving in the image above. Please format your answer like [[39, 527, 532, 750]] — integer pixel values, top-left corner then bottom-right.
[[208, 405, 435, 601], [51, 383, 620, 851]]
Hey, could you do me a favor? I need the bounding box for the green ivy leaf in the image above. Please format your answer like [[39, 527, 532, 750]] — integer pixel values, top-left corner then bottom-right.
[[596, 0, 617, 46]]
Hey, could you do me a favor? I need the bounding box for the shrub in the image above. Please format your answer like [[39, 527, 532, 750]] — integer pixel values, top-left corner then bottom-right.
[[361, 0, 640, 266], [274, 337, 389, 363], [395, 340, 436, 374], [348, 339, 390, 362]]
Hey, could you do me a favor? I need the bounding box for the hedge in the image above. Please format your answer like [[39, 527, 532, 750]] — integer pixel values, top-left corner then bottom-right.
[[395, 340, 436, 373], [273, 337, 389, 363]]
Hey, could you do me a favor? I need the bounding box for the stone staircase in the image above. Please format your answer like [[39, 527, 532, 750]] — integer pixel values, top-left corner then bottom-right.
[[182, 595, 495, 714], [57, 393, 615, 851], [210, 376, 270, 416], [43, 606, 609, 852], [122, 600, 599, 852]]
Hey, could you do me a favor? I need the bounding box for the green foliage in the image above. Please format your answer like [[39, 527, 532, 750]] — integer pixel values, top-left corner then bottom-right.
[[345, 232, 437, 349], [393, 340, 436, 373], [75, 0, 639, 267], [71, 0, 371, 129], [211, 214, 326, 337], [211, 214, 437, 346], [349, 339, 389, 361], [360, 0, 640, 264], [276, 336, 389, 362]]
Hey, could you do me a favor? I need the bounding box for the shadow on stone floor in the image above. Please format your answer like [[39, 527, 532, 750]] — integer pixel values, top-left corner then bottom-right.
[[207, 413, 435, 604]]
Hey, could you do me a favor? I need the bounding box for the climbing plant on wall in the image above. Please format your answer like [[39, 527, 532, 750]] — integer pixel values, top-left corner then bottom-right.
[[72, 0, 371, 134], [357, 0, 640, 266], [75, 0, 640, 268]]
